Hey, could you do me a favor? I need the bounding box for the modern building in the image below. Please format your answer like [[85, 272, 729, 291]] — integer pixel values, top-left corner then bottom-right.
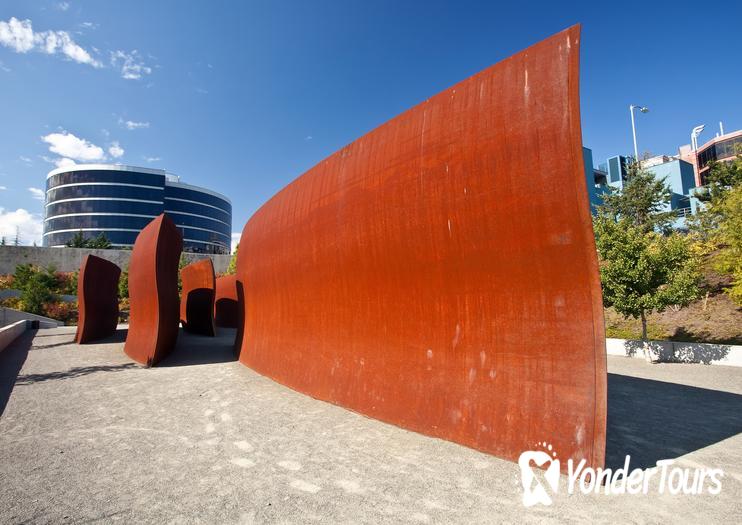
[[586, 151, 697, 227], [679, 128, 742, 186], [583, 147, 609, 210], [43, 164, 232, 254]]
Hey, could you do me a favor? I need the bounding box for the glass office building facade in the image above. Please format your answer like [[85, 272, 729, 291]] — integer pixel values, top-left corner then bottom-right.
[[43, 164, 232, 254]]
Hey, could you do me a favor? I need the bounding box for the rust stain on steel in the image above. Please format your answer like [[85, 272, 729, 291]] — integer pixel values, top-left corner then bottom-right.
[[215, 274, 239, 329], [124, 214, 183, 367], [180, 258, 216, 336], [237, 25, 606, 470], [74, 254, 121, 344]]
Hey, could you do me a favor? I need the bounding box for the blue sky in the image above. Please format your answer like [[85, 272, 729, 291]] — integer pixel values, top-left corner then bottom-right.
[[1, 0, 740, 248]]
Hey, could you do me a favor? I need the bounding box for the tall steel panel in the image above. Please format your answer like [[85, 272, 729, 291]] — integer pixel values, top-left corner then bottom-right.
[[124, 214, 183, 366], [237, 26, 606, 469]]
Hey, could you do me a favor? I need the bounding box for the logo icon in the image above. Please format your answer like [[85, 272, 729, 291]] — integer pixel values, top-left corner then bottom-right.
[[518, 443, 560, 507]]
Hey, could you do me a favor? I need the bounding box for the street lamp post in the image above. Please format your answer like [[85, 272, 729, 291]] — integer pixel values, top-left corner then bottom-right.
[[629, 104, 649, 161], [691, 124, 705, 152]]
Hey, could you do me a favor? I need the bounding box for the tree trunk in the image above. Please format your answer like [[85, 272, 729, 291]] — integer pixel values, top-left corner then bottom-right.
[[640, 311, 652, 362]]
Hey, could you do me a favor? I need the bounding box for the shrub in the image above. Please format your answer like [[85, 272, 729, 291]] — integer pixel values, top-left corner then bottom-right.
[[43, 301, 78, 325]]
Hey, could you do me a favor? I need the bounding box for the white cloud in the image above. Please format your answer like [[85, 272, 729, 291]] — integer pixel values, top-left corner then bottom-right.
[[108, 141, 124, 158], [144, 156, 161, 163], [0, 208, 43, 246], [57, 2, 71, 11], [19, 156, 32, 164], [120, 118, 149, 130], [231, 232, 241, 253], [0, 60, 10, 73], [28, 187, 45, 201], [80, 22, 99, 30], [0, 17, 102, 67], [110, 50, 151, 80], [55, 157, 76, 169], [0, 186, 7, 190], [42, 131, 105, 162]]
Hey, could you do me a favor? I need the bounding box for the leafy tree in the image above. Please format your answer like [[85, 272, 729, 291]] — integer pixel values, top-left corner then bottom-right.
[[14, 265, 58, 315], [594, 217, 701, 341], [710, 184, 742, 305], [597, 159, 675, 233], [227, 243, 239, 275], [690, 153, 742, 303]]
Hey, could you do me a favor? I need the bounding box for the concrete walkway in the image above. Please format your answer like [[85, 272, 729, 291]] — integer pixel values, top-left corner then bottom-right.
[[1, 327, 740, 524]]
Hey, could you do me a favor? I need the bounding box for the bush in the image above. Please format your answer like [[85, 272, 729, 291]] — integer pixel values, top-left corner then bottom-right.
[[56, 271, 78, 295], [0, 274, 14, 290], [119, 268, 129, 298], [43, 301, 78, 325]]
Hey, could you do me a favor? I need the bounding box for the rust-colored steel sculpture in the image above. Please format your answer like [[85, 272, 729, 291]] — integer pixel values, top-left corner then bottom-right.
[[237, 25, 606, 470], [214, 274, 239, 329], [75, 255, 121, 344], [180, 259, 216, 336], [124, 214, 183, 366]]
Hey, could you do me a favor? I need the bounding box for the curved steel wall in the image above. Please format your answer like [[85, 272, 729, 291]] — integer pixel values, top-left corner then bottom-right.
[[43, 165, 232, 254], [237, 25, 606, 470]]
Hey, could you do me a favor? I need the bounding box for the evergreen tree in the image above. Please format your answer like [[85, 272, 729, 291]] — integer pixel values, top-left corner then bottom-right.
[[227, 243, 239, 275], [597, 159, 675, 233], [594, 160, 700, 342]]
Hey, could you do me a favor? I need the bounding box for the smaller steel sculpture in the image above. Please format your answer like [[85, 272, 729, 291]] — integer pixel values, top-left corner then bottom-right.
[[124, 214, 183, 366], [180, 259, 216, 336], [75, 255, 121, 344], [214, 275, 239, 329]]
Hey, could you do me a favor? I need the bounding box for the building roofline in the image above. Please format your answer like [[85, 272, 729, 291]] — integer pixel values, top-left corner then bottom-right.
[[47, 163, 167, 179], [165, 180, 231, 205], [46, 163, 231, 205], [697, 129, 742, 153]]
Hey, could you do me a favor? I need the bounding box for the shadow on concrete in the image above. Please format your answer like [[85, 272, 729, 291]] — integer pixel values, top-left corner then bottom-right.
[[0, 329, 37, 416], [606, 373, 742, 470], [15, 363, 138, 385], [31, 340, 76, 350], [158, 327, 237, 367], [623, 339, 730, 364], [91, 328, 129, 345]]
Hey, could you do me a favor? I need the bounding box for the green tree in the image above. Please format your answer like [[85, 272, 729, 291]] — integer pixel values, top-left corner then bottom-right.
[[710, 184, 742, 304], [690, 153, 742, 303], [87, 232, 112, 249], [65, 231, 112, 249], [595, 217, 700, 341], [597, 159, 675, 233], [13, 265, 58, 315], [66, 230, 87, 248], [119, 267, 129, 299], [227, 243, 239, 275], [178, 253, 188, 294]]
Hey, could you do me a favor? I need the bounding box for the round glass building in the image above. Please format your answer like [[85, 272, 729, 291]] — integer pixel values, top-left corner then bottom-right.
[[43, 164, 232, 254]]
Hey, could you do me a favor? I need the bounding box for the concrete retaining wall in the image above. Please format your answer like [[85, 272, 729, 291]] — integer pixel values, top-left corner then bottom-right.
[[0, 246, 232, 275], [0, 320, 32, 354], [1, 307, 63, 329], [606, 338, 742, 367]]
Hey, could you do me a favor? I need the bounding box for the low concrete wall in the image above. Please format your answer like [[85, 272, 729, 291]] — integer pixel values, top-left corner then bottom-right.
[[0, 320, 31, 354], [0, 246, 231, 275], [0, 307, 63, 329], [606, 338, 742, 367]]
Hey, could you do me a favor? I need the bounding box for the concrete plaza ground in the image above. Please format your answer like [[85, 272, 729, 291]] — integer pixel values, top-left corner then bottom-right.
[[1, 326, 740, 524]]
